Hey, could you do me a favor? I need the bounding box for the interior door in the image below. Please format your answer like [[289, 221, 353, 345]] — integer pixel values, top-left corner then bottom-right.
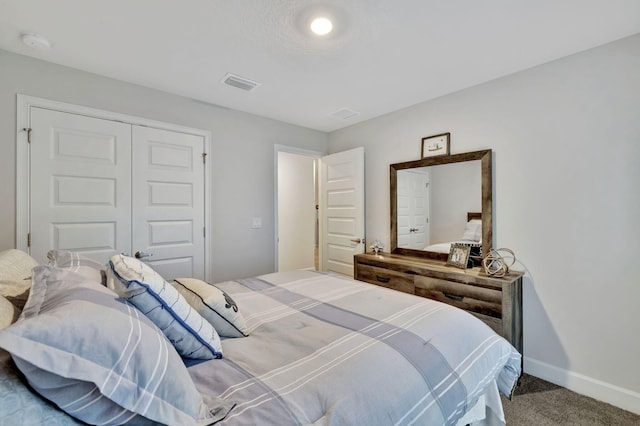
[[319, 147, 365, 277], [397, 170, 429, 249], [29, 107, 132, 264], [131, 126, 206, 280]]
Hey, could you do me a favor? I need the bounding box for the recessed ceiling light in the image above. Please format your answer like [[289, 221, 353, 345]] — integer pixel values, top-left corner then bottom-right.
[[21, 32, 50, 49], [310, 17, 333, 36]]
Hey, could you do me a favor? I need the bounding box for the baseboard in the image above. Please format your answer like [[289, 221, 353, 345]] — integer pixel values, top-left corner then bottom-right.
[[524, 357, 640, 415]]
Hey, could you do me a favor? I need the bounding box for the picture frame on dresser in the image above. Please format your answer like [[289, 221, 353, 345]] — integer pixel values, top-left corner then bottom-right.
[[447, 243, 470, 269]]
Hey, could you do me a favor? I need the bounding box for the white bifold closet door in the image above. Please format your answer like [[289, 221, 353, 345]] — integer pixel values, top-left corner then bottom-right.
[[29, 107, 205, 280]]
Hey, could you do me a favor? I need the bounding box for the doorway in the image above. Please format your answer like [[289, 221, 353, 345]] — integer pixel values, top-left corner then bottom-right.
[[275, 146, 321, 272], [275, 146, 366, 277]]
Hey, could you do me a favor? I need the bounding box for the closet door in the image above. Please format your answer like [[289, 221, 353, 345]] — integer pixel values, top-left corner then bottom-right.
[[131, 126, 206, 280], [29, 107, 132, 263]]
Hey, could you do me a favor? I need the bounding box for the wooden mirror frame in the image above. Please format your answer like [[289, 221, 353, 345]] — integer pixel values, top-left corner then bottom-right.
[[390, 149, 492, 261]]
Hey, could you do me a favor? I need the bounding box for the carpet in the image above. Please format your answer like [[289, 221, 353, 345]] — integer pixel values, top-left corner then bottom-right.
[[501, 374, 640, 425]]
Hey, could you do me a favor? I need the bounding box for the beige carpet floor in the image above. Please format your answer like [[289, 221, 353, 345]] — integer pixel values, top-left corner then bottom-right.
[[501, 374, 640, 425]]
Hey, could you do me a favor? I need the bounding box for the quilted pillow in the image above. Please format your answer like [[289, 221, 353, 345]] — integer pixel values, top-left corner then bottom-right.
[[0, 266, 234, 425], [0, 278, 31, 311], [0, 249, 39, 311], [0, 249, 39, 281], [107, 254, 222, 359], [174, 278, 249, 338], [0, 296, 17, 330]]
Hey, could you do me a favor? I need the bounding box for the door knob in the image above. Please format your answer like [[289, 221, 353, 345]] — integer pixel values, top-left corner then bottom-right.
[[350, 238, 364, 244], [134, 251, 153, 259]]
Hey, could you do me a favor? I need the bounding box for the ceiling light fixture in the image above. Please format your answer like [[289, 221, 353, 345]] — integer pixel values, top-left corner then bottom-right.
[[310, 17, 333, 36], [21, 32, 50, 49]]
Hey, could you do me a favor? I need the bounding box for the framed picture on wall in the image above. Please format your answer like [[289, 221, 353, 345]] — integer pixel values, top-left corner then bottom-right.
[[447, 243, 471, 269], [421, 132, 450, 158]]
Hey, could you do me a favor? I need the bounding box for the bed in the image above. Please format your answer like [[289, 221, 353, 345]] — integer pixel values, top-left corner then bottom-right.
[[0, 249, 521, 425], [424, 212, 483, 257]]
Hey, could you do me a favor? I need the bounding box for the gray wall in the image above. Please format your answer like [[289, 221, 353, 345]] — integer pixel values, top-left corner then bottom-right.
[[329, 34, 640, 413], [0, 49, 328, 282]]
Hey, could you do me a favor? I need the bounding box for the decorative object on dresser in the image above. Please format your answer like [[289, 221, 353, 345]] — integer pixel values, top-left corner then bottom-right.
[[483, 248, 517, 278], [447, 243, 471, 269], [369, 239, 384, 254], [354, 252, 523, 353], [421, 132, 450, 158]]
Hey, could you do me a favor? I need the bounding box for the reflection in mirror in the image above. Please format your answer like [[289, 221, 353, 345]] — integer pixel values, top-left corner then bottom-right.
[[391, 150, 492, 261], [396, 160, 481, 250]]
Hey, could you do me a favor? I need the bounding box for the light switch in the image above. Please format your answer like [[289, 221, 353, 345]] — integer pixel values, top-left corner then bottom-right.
[[251, 217, 262, 229]]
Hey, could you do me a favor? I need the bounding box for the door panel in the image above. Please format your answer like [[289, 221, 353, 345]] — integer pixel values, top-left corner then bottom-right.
[[396, 170, 430, 249], [319, 147, 365, 277], [131, 126, 205, 281], [29, 107, 132, 264]]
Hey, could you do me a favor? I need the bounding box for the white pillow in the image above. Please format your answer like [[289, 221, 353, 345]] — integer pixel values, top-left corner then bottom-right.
[[174, 278, 249, 338], [0, 295, 16, 330], [461, 219, 482, 242], [0, 249, 39, 281], [107, 254, 223, 360]]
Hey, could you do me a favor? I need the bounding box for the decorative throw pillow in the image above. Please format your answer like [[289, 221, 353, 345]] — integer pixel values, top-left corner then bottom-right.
[[47, 250, 106, 285], [107, 254, 223, 360], [174, 278, 249, 338], [0, 296, 16, 330], [0, 266, 235, 425], [0, 249, 39, 282], [0, 278, 31, 311], [0, 249, 38, 312]]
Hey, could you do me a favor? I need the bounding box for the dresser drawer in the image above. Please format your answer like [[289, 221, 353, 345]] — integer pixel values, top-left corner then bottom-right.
[[355, 264, 414, 294], [414, 276, 502, 318]]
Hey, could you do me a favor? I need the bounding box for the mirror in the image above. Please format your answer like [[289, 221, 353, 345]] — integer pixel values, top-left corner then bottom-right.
[[390, 149, 492, 261]]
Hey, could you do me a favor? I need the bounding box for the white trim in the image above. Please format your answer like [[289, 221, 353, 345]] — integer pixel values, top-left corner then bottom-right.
[[273, 144, 324, 271], [16, 94, 213, 281], [525, 357, 640, 415]]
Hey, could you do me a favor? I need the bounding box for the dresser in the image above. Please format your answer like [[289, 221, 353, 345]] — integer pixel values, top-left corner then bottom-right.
[[354, 252, 523, 353]]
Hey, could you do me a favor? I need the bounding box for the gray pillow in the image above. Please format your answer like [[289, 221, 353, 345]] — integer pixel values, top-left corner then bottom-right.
[[0, 266, 234, 425], [47, 249, 106, 285], [107, 254, 222, 360]]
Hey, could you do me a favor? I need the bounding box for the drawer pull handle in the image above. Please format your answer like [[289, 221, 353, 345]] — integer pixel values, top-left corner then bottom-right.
[[376, 275, 391, 283], [444, 292, 464, 301]]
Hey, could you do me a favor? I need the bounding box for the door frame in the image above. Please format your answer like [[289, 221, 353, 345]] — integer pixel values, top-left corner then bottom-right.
[[16, 94, 213, 280], [273, 144, 324, 271]]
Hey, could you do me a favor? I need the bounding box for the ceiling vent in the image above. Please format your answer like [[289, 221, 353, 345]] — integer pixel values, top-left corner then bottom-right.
[[222, 73, 260, 92], [329, 108, 360, 120]]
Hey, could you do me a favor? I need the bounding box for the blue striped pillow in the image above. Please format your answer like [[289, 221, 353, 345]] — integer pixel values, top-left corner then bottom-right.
[[107, 254, 223, 360]]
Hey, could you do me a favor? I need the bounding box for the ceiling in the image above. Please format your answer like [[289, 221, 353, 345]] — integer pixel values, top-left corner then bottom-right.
[[1, 1, 639, 132]]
